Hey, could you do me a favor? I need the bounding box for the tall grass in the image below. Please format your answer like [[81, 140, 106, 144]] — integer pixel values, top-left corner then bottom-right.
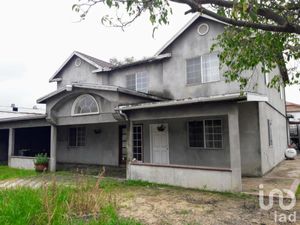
[[0, 168, 142, 225]]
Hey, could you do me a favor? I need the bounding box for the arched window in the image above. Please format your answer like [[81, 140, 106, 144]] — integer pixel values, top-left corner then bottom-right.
[[72, 94, 99, 116]]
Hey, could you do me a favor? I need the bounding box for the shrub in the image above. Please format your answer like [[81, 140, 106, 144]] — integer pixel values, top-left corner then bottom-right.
[[34, 153, 49, 165]]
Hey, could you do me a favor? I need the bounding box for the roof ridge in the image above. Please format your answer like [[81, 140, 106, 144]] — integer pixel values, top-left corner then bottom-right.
[[75, 51, 112, 68]]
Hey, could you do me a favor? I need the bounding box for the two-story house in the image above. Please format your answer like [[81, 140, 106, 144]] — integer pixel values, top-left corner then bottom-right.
[[0, 14, 288, 191]]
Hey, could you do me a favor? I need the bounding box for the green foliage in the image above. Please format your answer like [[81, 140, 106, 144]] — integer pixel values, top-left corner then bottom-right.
[[34, 153, 49, 165], [0, 166, 37, 180], [109, 56, 135, 66], [296, 185, 300, 199], [212, 26, 300, 89]]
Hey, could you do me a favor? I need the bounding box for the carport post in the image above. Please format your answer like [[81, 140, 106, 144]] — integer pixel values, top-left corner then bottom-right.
[[126, 120, 133, 179], [8, 128, 15, 167], [50, 125, 57, 172]]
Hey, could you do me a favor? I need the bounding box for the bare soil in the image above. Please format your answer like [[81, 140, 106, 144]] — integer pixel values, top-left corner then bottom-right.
[[116, 186, 300, 225]]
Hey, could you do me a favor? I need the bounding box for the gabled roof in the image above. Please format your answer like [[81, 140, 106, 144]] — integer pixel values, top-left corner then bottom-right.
[[155, 13, 228, 56], [49, 51, 113, 82], [37, 83, 167, 103]]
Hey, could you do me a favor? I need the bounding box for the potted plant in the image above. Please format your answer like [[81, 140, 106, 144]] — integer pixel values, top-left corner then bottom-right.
[[34, 153, 49, 172]]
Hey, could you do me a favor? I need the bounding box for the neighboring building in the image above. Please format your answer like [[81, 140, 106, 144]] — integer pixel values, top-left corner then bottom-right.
[[0, 14, 288, 191], [286, 101, 300, 149]]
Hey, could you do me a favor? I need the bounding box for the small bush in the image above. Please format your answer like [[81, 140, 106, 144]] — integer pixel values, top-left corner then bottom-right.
[[34, 153, 49, 165]]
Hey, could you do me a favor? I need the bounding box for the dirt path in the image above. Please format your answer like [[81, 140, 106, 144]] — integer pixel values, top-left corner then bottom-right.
[[117, 186, 299, 225]]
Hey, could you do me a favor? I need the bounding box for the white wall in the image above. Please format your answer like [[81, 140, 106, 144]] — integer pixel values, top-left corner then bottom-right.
[[10, 156, 35, 170]]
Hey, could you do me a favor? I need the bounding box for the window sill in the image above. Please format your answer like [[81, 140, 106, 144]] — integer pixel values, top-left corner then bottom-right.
[[186, 80, 221, 87], [71, 112, 100, 117], [188, 147, 224, 151]]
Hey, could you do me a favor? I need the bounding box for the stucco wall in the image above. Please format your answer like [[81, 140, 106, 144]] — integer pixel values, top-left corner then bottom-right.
[[134, 116, 230, 168], [129, 164, 233, 191], [258, 102, 287, 174], [108, 62, 165, 97], [160, 18, 241, 99], [56, 56, 104, 89], [10, 156, 35, 170], [56, 123, 119, 166], [238, 102, 262, 176], [45, 88, 154, 126]]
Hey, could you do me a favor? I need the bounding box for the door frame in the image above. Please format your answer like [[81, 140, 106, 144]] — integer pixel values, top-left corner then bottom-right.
[[118, 125, 126, 166], [149, 123, 169, 164]]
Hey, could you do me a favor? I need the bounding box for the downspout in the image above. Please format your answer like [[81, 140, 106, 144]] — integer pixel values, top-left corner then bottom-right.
[[118, 109, 128, 121]]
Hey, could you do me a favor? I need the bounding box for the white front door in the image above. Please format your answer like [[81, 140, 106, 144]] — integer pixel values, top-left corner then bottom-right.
[[150, 123, 169, 164]]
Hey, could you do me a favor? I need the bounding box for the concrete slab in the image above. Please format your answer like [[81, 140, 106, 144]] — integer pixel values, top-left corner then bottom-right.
[[242, 156, 300, 198]]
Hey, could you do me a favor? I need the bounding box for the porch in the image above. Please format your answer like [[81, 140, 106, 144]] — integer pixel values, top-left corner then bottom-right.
[[0, 100, 244, 191], [123, 101, 242, 191]]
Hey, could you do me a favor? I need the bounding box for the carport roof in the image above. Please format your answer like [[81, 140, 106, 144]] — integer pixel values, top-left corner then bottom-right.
[[37, 83, 167, 103], [0, 114, 46, 123]]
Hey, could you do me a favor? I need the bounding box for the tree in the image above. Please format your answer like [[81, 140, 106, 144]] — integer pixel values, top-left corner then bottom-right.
[[109, 56, 135, 66], [73, 0, 300, 89]]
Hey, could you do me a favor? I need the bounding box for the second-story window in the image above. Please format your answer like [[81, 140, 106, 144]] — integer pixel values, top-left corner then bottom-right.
[[186, 52, 220, 85], [126, 72, 149, 93]]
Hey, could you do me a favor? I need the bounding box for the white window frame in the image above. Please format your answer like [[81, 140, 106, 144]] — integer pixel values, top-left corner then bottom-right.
[[68, 127, 86, 147], [187, 119, 223, 150], [186, 52, 220, 85], [71, 94, 100, 116], [132, 124, 143, 161], [126, 72, 149, 93]]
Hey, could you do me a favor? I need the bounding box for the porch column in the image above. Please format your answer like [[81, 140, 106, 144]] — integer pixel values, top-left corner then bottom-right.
[[8, 128, 15, 167], [50, 125, 57, 172], [126, 120, 133, 179], [228, 106, 242, 191]]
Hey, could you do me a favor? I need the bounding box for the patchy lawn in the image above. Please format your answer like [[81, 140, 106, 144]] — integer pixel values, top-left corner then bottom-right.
[[0, 166, 38, 180], [101, 179, 296, 225], [0, 170, 298, 225]]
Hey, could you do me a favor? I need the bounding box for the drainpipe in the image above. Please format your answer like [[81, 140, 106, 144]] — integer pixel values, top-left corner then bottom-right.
[[118, 109, 128, 121]]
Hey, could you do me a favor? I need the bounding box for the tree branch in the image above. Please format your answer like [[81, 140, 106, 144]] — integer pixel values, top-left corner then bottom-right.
[[170, 0, 300, 34]]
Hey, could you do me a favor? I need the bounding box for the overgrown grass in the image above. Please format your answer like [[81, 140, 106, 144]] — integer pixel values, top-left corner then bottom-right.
[[0, 166, 37, 180], [296, 185, 300, 199], [0, 171, 142, 225]]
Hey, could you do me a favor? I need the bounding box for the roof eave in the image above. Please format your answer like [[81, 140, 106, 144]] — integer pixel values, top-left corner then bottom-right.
[[116, 92, 268, 111], [92, 53, 172, 73], [0, 114, 47, 123], [37, 84, 166, 104]]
